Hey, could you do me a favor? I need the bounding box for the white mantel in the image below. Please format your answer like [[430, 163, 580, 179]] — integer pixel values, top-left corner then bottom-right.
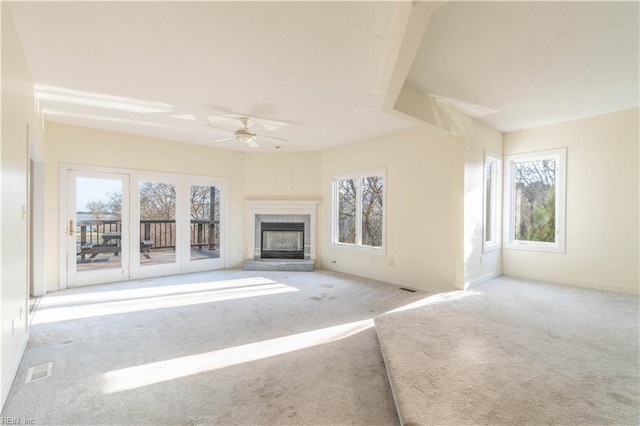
[[244, 200, 320, 261]]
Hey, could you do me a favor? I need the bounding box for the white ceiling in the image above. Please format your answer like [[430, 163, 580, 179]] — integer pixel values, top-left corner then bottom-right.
[[408, 1, 639, 132], [8, 1, 639, 150]]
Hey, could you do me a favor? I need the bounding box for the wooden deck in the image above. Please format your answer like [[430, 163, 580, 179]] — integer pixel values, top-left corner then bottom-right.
[[76, 248, 220, 272]]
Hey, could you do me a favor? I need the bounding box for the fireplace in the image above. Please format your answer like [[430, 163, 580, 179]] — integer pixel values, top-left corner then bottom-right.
[[253, 214, 311, 260], [244, 200, 319, 267], [260, 222, 304, 259]]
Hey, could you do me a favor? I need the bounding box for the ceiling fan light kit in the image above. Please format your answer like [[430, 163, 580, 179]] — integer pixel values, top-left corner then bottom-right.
[[209, 115, 287, 149], [234, 129, 257, 144]]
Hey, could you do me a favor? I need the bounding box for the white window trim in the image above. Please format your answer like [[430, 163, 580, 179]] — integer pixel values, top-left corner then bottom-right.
[[503, 148, 567, 253], [331, 167, 386, 256], [483, 152, 502, 253]]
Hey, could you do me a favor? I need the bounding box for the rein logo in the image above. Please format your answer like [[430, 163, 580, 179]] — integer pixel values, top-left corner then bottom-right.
[[1, 418, 35, 425]]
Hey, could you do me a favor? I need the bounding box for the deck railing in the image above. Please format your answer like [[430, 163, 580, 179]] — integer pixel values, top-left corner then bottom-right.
[[77, 219, 219, 252]]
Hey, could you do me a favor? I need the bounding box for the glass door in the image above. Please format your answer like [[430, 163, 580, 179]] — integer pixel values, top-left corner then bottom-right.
[[130, 177, 181, 279], [63, 167, 227, 287], [67, 170, 130, 286], [183, 181, 225, 273]]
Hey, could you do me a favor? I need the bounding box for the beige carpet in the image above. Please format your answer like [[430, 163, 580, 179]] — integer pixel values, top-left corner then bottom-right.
[[376, 276, 640, 426], [4, 271, 638, 425], [1, 269, 428, 425]]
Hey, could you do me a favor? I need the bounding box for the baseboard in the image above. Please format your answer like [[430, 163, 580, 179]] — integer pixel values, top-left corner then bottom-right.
[[323, 264, 453, 294], [455, 271, 502, 290], [1, 332, 29, 411], [502, 270, 639, 295]]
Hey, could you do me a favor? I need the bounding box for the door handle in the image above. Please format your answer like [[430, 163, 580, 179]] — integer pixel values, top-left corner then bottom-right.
[[69, 220, 74, 236]]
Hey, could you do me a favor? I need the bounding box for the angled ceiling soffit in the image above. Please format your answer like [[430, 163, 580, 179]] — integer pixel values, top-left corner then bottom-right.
[[380, 1, 473, 137]]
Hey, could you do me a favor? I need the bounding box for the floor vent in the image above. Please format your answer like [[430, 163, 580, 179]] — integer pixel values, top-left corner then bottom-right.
[[400, 287, 417, 292], [26, 362, 52, 383]]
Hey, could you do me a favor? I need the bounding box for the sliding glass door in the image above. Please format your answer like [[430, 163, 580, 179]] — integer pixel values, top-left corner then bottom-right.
[[67, 170, 130, 286], [183, 179, 225, 273], [130, 175, 182, 279], [62, 165, 227, 287]]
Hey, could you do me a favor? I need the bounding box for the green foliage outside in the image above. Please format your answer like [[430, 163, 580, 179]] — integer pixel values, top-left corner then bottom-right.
[[514, 160, 556, 243], [337, 176, 383, 247]]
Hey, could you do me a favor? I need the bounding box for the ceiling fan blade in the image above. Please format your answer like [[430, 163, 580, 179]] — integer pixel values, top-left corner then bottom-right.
[[260, 135, 288, 142], [210, 113, 287, 131], [237, 115, 287, 131], [210, 137, 235, 144], [205, 122, 234, 133], [247, 139, 260, 148], [207, 115, 247, 128], [252, 118, 288, 132]]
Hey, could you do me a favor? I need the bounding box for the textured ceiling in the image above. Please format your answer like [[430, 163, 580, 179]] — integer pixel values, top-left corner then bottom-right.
[[7, 1, 639, 150]]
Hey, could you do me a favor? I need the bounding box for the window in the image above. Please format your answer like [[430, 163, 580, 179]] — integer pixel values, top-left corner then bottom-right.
[[504, 148, 566, 253], [483, 152, 501, 252], [332, 168, 385, 252]]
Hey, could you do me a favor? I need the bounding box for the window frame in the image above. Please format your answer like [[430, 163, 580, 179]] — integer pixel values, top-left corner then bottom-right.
[[503, 148, 567, 253], [483, 152, 502, 253], [331, 167, 386, 255]]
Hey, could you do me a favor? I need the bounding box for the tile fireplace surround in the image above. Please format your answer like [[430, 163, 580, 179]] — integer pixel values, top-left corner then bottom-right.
[[244, 200, 319, 271]]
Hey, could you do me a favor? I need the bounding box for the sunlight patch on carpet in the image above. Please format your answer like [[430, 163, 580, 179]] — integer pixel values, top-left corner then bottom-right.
[[33, 282, 298, 324], [41, 277, 279, 307], [386, 289, 479, 314], [102, 318, 375, 393]]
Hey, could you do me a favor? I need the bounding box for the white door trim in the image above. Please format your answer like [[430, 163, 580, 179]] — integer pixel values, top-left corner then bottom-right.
[[29, 136, 46, 296], [59, 163, 230, 288]]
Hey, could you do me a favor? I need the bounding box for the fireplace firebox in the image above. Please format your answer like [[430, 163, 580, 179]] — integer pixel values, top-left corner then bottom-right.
[[260, 222, 305, 259]]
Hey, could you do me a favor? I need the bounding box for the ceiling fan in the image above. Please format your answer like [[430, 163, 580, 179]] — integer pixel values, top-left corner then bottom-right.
[[207, 116, 288, 148]]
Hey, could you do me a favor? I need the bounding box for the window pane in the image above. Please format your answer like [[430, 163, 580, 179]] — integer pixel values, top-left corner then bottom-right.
[[485, 163, 493, 243], [139, 181, 176, 265], [361, 176, 383, 247], [337, 179, 356, 244], [190, 185, 220, 261], [513, 159, 556, 242], [76, 177, 122, 271]]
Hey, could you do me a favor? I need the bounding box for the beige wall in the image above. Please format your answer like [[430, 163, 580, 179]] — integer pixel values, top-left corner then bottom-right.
[[1, 4, 43, 408], [460, 118, 504, 288], [44, 125, 325, 289], [320, 125, 460, 293], [504, 108, 640, 294], [44, 122, 248, 289], [244, 151, 321, 200], [45, 120, 474, 294]]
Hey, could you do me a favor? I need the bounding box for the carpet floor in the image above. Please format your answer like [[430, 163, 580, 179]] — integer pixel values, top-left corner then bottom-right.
[[4, 271, 638, 425], [376, 276, 640, 426], [2, 269, 428, 425]]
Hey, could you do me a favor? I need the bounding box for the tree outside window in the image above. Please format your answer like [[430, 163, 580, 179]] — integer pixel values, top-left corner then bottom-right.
[[483, 153, 501, 252], [513, 160, 556, 243], [361, 176, 383, 247], [334, 169, 385, 250], [505, 148, 566, 253], [337, 178, 356, 244]]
